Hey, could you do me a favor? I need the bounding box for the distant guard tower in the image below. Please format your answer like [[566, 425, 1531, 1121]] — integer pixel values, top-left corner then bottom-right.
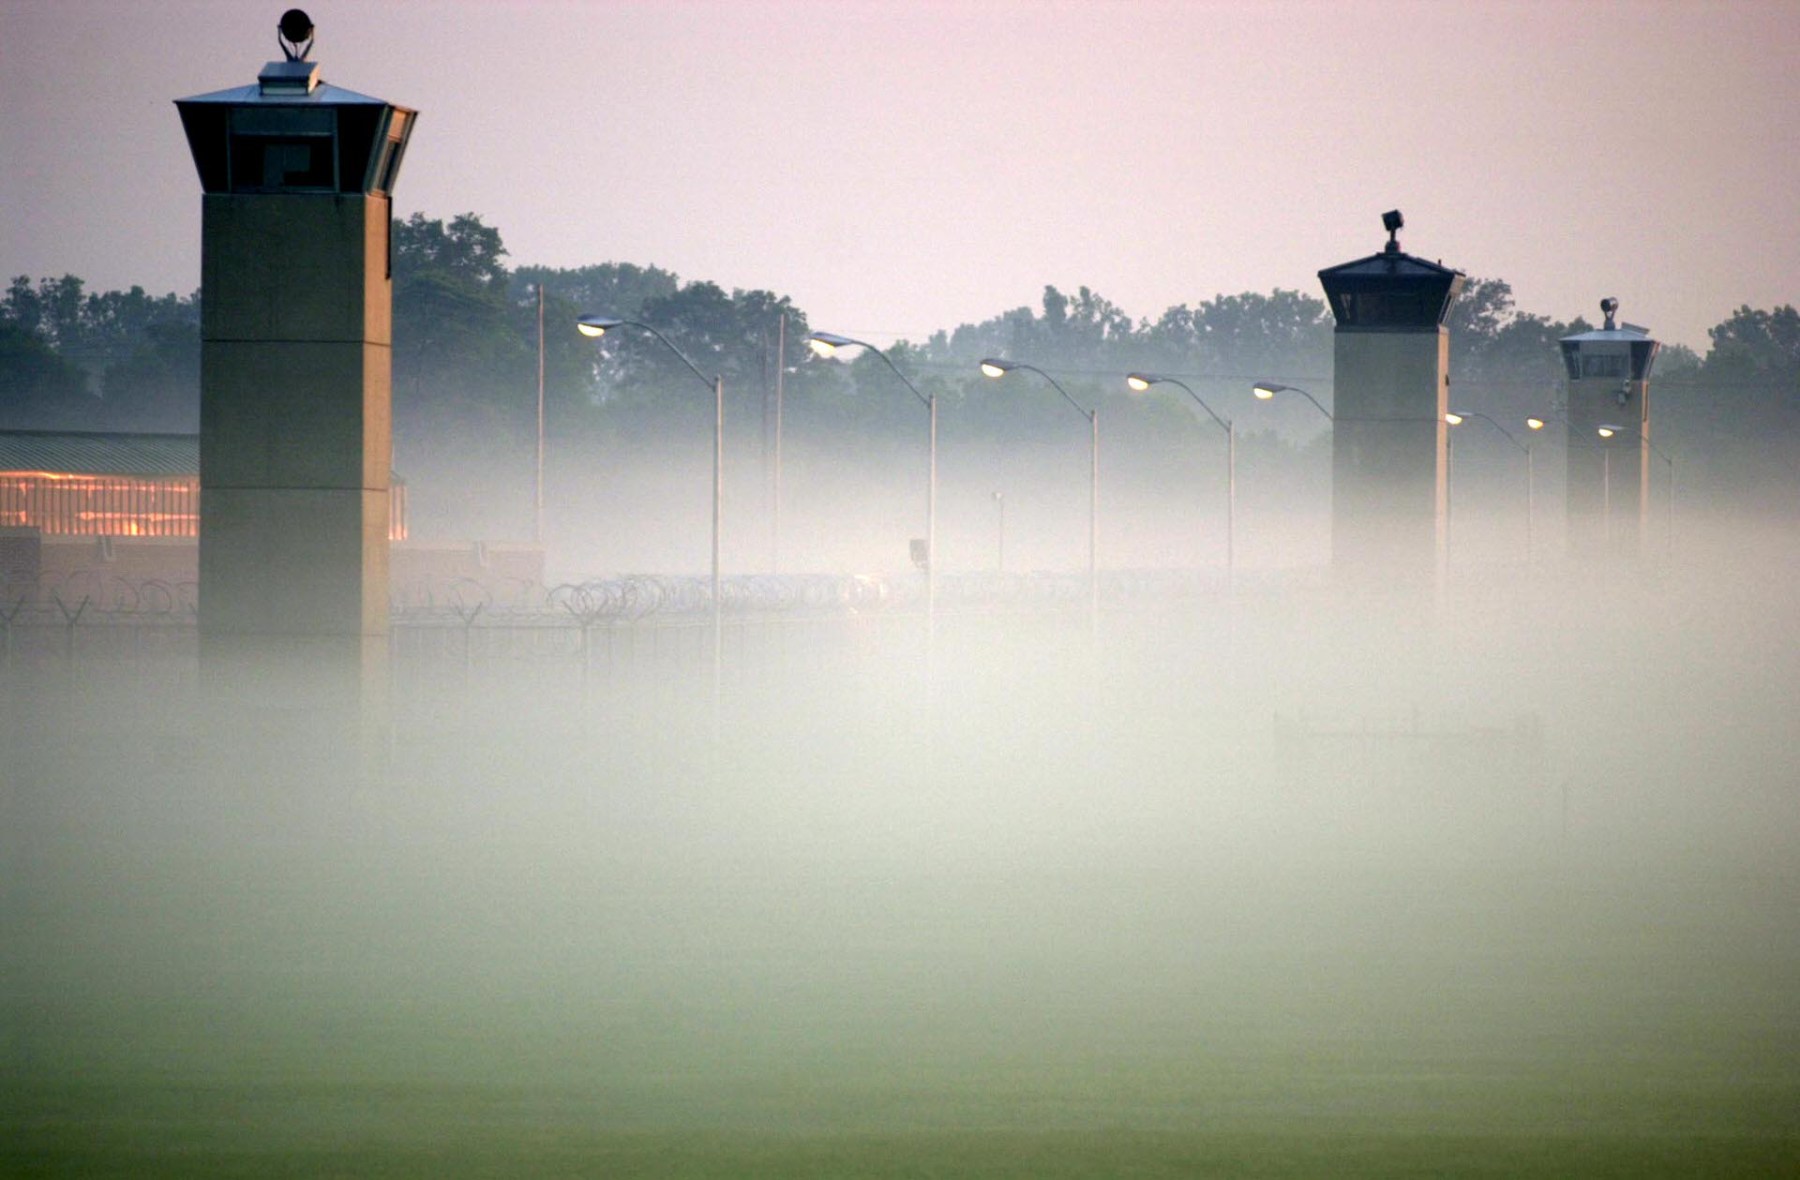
[[1559, 300, 1659, 559], [1318, 211, 1466, 582], [175, 10, 415, 687]]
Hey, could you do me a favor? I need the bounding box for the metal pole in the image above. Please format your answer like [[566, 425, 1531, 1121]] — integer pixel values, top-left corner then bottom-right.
[[1226, 422, 1236, 590], [1666, 455, 1675, 559], [773, 313, 785, 574], [1089, 409, 1099, 631], [713, 375, 724, 732], [926, 392, 937, 652], [1602, 446, 1611, 551], [535, 283, 545, 547], [1445, 429, 1453, 569], [1525, 443, 1534, 563]]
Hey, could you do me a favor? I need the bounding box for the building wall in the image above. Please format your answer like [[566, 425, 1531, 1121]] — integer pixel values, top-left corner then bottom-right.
[[2, 533, 543, 613], [1330, 327, 1449, 576], [1565, 375, 1652, 559], [200, 191, 392, 642]]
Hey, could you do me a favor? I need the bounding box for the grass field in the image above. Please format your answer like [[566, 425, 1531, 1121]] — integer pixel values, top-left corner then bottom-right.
[[5, 579, 1799, 1176]]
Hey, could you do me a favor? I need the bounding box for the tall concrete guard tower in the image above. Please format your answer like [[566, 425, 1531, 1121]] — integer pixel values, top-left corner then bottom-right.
[[175, 10, 415, 684], [1559, 300, 1660, 559], [1318, 211, 1466, 581]]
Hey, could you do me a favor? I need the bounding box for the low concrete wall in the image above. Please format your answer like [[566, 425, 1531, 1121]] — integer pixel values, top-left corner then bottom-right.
[[0, 532, 544, 611]]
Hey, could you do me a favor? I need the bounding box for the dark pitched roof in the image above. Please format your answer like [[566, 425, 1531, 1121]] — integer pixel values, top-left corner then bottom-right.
[[0, 430, 197, 477], [176, 80, 395, 108], [1317, 248, 1463, 284]]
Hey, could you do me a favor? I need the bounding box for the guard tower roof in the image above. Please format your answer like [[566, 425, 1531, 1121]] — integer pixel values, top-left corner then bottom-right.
[[1559, 299, 1660, 382], [1318, 211, 1466, 331], [173, 12, 414, 197]]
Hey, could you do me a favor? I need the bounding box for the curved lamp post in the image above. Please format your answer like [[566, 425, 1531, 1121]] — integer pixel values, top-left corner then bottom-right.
[[807, 331, 937, 646], [980, 358, 1098, 626], [1446, 410, 1535, 562], [1597, 424, 1676, 557], [577, 314, 725, 718], [1252, 381, 1334, 421], [1127, 372, 1235, 585]]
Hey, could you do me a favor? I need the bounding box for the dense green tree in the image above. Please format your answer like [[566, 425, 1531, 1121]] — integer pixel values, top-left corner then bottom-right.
[[391, 212, 529, 421], [513, 262, 679, 326], [1703, 304, 1800, 385], [925, 284, 1138, 373], [1659, 305, 1800, 496], [1, 274, 199, 429], [0, 320, 94, 427], [1440, 278, 1578, 435], [99, 320, 201, 431], [1186, 289, 1331, 377], [593, 280, 834, 437], [7, 206, 1797, 514], [394, 212, 508, 291]]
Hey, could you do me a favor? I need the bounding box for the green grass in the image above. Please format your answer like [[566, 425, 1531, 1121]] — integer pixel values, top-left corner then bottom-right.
[[7, 1081, 1798, 1178]]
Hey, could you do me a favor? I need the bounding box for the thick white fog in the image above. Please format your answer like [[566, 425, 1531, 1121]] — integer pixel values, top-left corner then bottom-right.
[[3, 488, 1798, 1173]]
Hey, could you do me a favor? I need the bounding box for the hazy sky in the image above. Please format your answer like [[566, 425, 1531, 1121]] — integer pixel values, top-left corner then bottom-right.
[[3, 0, 1796, 352]]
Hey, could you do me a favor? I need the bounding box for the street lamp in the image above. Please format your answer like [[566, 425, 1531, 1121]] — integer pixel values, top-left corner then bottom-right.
[[1252, 381, 1334, 421], [1597, 423, 1676, 557], [807, 331, 937, 647], [1127, 372, 1235, 585], [1445, 409, 1535, 562], [576, 313, 725, 717], [980, 358, 1099, 626]]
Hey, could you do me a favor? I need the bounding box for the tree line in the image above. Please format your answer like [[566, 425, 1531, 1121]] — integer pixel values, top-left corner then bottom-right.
[[3, 211, 1795, 496]]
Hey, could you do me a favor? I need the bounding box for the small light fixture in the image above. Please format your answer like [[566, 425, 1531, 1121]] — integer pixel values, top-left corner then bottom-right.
[[980, 359, 1016, 379], [805, 330, 855, 358], [1252, 382, 1282, 400], [577, 314, 623, 338], [1445, 412, 1465, 426], [1597, 425, 1617, 439], [1126, 374, 1153, 392], [1526, 417, 1546, 431], [278, 8, 315, 60]]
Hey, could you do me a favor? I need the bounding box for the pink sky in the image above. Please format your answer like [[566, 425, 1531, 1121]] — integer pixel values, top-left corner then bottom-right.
[[4, 0, 1796, 352]]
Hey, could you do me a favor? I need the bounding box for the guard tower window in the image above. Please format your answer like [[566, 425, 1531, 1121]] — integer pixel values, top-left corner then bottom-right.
[[227, 107, 337, 192], [1333, 291, 1432, 327], [376, 113, 411, 194], [1580, 353, 1628, 379]]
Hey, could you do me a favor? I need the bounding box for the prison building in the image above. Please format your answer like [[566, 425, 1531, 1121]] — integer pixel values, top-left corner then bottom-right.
[[0, 429, 408, 600], [0, 429, 408, 541]]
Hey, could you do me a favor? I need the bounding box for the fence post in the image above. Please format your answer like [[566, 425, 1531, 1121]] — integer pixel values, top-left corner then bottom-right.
[[0, 597, 23, 666], [53, 594, 90, 662], [452, 601, 484, 677]]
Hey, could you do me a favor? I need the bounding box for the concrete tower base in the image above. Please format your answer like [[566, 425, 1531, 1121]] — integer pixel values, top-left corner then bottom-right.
[[1331, 327, 1449, 587], [198, 193, 392, 712]]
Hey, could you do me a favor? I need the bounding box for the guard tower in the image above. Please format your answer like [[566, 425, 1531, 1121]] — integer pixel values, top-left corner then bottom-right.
[[1318, 211, 1465, 581], [1559, 300, 1659, 559], [175, 10, 415, 687]]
